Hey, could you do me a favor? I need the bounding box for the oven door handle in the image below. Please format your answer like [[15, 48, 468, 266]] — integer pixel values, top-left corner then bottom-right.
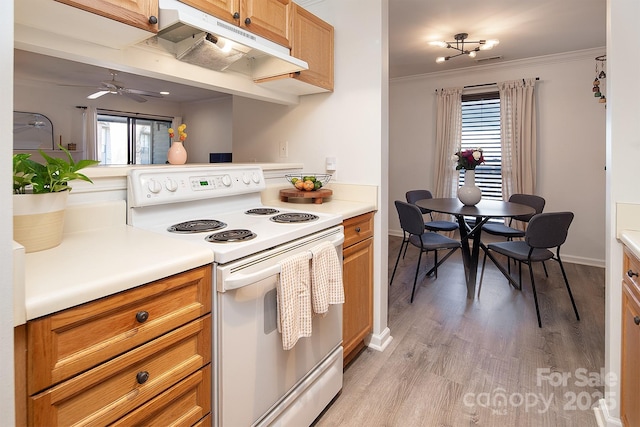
[[223, 233, 344, 291]]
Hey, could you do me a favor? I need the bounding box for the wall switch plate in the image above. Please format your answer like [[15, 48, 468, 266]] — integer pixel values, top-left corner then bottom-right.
[[326, 156, 336, 170], [279, 141, 288, 158]]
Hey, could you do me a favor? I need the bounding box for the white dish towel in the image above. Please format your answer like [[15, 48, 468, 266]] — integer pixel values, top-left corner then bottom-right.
[[277, 252, 312, 350], [310, 241, 344, 315]]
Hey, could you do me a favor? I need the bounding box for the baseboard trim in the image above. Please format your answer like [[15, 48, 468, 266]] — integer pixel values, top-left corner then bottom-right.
[[365, 327, 393, 352], [594, 399, 622, 427]]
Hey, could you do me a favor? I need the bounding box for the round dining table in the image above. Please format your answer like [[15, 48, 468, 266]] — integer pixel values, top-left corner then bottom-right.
[[415, 198, 536, 299]]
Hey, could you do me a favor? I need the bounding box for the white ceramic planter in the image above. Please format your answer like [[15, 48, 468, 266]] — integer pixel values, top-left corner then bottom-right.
[[13, 191, 69, 253]]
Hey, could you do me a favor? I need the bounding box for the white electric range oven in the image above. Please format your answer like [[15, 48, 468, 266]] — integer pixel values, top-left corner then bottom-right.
[[126, 165, 344, 427]]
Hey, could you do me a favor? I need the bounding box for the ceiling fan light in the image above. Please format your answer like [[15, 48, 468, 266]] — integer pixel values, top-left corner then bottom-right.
[[468, 51, 477, 58], [436, 56, 447, 63], [429, 41, 448, 48], [480, 39, 499, 50]]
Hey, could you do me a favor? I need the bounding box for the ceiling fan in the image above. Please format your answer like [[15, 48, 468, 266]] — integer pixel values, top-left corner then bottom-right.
[[84, 70, 164, 103]]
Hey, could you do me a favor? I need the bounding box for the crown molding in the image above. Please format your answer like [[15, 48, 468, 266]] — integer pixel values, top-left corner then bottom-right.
[[391, 47, 606, 83]]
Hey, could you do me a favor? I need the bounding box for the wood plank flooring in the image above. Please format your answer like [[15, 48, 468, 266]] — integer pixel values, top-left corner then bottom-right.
[[314, 235, 605, 426]]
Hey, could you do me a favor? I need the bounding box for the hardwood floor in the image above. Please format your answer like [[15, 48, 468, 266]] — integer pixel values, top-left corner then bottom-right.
[[315, 235, 606, 426]]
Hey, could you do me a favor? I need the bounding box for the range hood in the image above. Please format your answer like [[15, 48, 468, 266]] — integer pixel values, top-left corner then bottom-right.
[[157, 0, 308, 80]]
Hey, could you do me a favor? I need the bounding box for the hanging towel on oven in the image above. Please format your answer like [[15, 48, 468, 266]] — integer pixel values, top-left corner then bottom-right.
[[276, 252, 312, 350], [310, 241, 344, 315]]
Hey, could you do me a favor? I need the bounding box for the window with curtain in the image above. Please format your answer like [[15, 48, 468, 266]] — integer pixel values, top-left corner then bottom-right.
[[460, 92, 502, 200], [96, 110, 173, 165]]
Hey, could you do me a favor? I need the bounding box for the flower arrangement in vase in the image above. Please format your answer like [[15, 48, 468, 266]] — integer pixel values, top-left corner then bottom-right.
[[452, 148, 484, 206], [167, 123, 188, 164]]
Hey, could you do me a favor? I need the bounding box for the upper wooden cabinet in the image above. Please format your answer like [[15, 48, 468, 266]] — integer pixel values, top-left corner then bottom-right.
[[178, 0, 292, 48], [55, 0, 159, 32], [255, 3, 334, 94]]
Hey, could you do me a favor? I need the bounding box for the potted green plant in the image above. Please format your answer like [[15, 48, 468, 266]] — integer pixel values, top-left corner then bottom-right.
[[13, 146, 99, 252]]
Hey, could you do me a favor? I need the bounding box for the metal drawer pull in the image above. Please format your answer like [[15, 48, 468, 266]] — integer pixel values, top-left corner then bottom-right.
[[635, 316, 640, 326], [355, 227, 361, 233], [136, 371, 150, 384], [628, 269, 639, 278], [136, 310, 149, 323]]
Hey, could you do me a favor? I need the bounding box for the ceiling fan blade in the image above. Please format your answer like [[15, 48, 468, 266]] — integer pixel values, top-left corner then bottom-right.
[[88, 90, 110, 99], [121, 91, 148, 103], [126, 88, 163, 98]]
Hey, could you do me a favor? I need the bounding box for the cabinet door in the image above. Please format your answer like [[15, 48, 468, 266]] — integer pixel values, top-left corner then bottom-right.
[[111, 365, 211, 426], [622, 247, 640, 427], [56, 0, 159, 32], [178, 0, 239, 25], [27, 265, 211, 394], [241, 0, 291, 47], [622, 282, 640, 427], [29, 316, 210, 427], [342, 237, 374, 365], [291, 4, 334, 91]]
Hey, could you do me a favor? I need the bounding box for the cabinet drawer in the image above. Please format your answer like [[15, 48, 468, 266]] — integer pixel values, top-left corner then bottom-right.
[[29, 315, 211, 427], [27, 265, 211, 394], [343, 212, 374, 248], [624, 246, 640, 292], [112, 364, 211, 427]]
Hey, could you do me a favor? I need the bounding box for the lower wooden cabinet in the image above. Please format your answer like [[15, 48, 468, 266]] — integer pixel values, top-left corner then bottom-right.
[[342, 212, 374, 366], [17, 265, 212, 426], [621, 246, 640, 427]]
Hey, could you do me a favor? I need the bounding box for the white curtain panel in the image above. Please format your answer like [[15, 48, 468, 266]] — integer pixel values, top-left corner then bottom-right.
[[498, 78, 538, 199], [434, 87, 463, 199]]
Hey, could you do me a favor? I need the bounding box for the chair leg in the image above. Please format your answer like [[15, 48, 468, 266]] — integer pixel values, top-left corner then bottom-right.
[[557, 256, 580, 321], [434, 250, 439, 278], [542, 260, 549, 277], [528, 262, 543, 328], [425, 248, 458, 277], [478, 250, 488, 297], [390, 236, 407, 286], [410, 250, 424, 303]]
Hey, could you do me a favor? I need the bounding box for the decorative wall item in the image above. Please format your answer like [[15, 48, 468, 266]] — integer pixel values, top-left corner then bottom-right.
[[592, 55, 606, 105]]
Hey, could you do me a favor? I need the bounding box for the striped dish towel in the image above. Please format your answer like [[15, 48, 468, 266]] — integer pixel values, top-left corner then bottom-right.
[[276, 252, 312, 350], [310, 241, 344, 315]]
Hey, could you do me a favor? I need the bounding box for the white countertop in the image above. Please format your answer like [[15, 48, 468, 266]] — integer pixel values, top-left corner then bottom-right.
[[22, 224, 213, 323], [17, 179, 377, 325], [621, 230, 640, 259]]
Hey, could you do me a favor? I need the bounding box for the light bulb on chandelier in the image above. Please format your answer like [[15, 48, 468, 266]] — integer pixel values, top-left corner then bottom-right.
[[429, 33, 499, 63]]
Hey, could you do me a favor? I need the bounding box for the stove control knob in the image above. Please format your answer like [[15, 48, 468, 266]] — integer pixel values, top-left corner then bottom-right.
[[165, 178, 178, 192], [252, 173, 261, 184], [242, 174, 251, 185], [222, 175, 232, 187], [147, 178, 162, 194]]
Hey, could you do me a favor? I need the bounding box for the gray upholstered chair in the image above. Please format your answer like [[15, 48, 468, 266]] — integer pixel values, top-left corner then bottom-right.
[[480, 211, 579, 327], [390, 201, 461, 303], [482, 193, 545, 239], [405, 190, 459, 233]]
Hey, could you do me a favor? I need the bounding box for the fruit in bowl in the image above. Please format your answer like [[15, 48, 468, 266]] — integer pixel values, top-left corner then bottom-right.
[[285, 174, 331, 191]]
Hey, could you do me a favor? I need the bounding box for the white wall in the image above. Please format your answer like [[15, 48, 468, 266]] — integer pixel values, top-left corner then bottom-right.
[[389, 50, 606, 266], [2, 2, 14, 423], [233, 0, 392, 349], [181, 96, 233, 163], [604, 0, 640, 418]]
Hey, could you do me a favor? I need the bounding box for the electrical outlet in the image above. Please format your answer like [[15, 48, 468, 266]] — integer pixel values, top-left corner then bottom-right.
[[279, 141, 288, 158]]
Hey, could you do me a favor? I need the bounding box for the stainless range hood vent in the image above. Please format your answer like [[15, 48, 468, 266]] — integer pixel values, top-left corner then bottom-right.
[[158, 0, 308, 79]]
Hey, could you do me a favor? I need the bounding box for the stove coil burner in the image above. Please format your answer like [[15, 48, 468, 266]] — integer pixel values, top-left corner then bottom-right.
[[245, 208, 280, 215], [270, 212, 319, 223], [205, 229, 257, 243], [167, 219, 227, 233]]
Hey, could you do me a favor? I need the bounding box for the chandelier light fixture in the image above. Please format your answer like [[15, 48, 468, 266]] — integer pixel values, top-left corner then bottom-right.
[[429, 33, 499, 63]]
